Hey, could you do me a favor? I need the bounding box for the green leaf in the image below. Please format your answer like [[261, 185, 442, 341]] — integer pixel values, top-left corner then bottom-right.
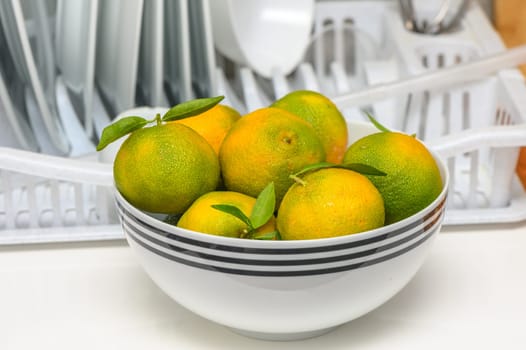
[[291, 162, 336, 178], [340, 163, 387, 176], [96, 116, 149, 151], [250, 230, 281, 240], [211, 204, 253, 230], [162, 96, 225, 122], [290, 161, 386, 183], [250, 182, 276, 229], [365, 111, 391, 132]]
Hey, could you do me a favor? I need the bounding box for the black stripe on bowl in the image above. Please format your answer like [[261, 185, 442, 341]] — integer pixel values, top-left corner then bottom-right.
[[120, 203, 444, 268], [124, 217, 442, 277], [116, 196, 446, 256], [120, 208, 424, 261]]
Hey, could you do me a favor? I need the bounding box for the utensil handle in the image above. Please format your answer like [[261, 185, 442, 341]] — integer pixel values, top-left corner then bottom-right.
[[427, 124, 526, 158], [0, 147, 113, 186], [332, 44, 526, 109]]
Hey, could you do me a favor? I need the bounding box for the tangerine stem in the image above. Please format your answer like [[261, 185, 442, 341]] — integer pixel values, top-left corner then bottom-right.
[[155, 113, 162, 125], [240, 228, 251, 239], [289, 174, 307, 186]]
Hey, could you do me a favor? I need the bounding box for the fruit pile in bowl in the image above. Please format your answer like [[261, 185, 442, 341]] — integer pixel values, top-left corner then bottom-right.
[[98, 91, 449, 341]]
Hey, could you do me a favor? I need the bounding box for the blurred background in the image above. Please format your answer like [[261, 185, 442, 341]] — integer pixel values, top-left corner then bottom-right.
[[0, 0, 499, 158]]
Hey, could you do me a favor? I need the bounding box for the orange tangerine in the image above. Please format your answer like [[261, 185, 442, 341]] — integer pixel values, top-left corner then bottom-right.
[[175, 104, 241, 154], [177, 191, 276, 238], [272, 90, 348, 163], [114, 123, 220, 214], [343, 131, 442, 224], [219, 107, 326, 205], [277, 168, 385, 240]]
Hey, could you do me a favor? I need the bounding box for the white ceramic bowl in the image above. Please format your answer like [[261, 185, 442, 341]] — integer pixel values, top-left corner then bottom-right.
[[209, 0, 315, 78], [115, 121, 449, 341]]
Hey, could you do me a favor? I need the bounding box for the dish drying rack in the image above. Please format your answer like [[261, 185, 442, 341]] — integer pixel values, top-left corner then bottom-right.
[[2, 0, 526, 245]]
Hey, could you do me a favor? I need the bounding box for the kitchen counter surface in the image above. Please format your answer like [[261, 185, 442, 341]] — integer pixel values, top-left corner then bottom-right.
[[1, 223, 526, 350]]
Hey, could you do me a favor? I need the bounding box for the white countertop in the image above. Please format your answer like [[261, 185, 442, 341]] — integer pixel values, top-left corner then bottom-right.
[[1, 223, 526, 350]]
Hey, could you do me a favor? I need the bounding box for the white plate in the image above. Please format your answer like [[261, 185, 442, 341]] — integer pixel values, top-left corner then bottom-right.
[[55, 0, 99, 139], [10, 0, 70, 155], [215, 66, 247, 114], [55, 77, 96, 156], [137, 0, 167, 107], [0, 70, 38, 150], [0, 1, 28, 83], [188, 0, 217, 98], [26, 0, 55, 108], [92, 87, 112, 142], [0, 12, 38, 151], [95, 0, 144, 117], [164, 0, 193, 104], [24, 87, 64, 155]]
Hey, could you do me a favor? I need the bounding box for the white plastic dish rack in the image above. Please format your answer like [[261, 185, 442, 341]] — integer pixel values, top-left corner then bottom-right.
[[2, 0, 526, 245]]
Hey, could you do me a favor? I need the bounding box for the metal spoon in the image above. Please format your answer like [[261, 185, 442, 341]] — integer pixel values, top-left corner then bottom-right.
[[398, 0, 417, 32], [435, 0, 471, 34], [422, 0, 451, 34], [398, 0, 470, 35]]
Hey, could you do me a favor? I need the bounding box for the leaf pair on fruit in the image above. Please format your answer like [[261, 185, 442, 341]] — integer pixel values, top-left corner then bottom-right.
[[96, 96, 224, 151]]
